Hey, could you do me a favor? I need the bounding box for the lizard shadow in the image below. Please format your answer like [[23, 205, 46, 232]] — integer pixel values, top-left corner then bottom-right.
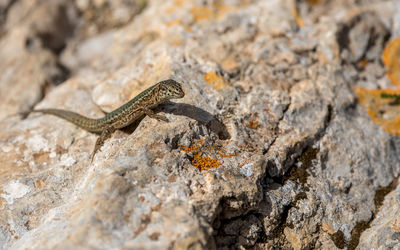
[[121, 102, 231, 140]]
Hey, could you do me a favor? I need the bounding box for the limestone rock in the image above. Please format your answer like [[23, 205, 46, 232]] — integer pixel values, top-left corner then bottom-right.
[[357, 178, 400, 249], [1, 0, 400, 249]]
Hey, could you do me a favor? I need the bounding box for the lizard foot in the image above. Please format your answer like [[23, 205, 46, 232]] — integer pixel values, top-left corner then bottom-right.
[[91, 125, 115, 163]]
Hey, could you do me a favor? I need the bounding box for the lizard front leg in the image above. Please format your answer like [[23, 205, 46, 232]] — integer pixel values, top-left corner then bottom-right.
[[91, 125, 115, 162], [141, 107, 169, 122]]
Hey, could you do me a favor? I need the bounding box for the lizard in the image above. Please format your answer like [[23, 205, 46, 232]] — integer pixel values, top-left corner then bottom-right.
[[28, 79, 185, 162]]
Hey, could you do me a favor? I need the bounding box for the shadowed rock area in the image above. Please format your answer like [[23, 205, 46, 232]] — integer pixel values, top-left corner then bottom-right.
[[0, 0, 400, 249]]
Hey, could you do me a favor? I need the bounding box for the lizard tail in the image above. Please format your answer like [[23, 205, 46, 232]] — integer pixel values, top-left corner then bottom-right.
[[32, 109, 102, 133]]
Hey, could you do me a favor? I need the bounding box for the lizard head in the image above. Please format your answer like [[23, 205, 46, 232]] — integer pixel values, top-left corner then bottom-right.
[[158, 79, 185, 100]]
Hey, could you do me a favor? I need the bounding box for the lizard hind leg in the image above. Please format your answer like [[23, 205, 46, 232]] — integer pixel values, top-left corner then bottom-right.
[[91, 125, 115, 162]]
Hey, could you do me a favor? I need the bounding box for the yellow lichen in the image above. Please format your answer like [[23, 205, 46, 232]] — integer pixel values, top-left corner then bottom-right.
[[382, 37, 400, 86], [354, 37, 400, 136], [190, 1, 249, 22], [204, 72, 227, 90], [190, 6, 213, 21], [355, 88, 400, 135]]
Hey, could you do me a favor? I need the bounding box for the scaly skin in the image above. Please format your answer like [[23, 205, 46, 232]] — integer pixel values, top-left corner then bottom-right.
[[31, 79, 185, 161]]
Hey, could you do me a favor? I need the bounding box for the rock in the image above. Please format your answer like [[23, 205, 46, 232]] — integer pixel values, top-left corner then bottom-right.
[[357, 178, 400, 249], [0, 0, 400, 249]]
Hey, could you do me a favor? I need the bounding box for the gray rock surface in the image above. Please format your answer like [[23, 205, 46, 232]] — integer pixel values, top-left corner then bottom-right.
[[0, 0, 400, 249]]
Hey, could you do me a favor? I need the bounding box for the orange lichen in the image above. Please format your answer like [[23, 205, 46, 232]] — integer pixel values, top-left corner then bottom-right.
[[190, 6, 213, 21], [166, 19, 182, 27], [357, 59, 369, 68], [180, 139, 203, 153], [190, 2, 249, 22], [192, 153, 222, 171], [217, 151, 237, 158], [184, 26, 193, 33], [245, 120, 260, 129], [382, 37, 400, 86], [173, 0, 185, 7], [355, 37, 400, 135], [216, 146, 237, 158], [165, 0, 186, 14], [179, 139, 235, 171], [204, 72, 227, 90], [355, 88, 400, 135]]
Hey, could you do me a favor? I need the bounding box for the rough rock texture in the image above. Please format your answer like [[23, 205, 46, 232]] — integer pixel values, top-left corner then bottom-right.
[[0, 0, 400, 249], [357, 178, 400, 249]]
